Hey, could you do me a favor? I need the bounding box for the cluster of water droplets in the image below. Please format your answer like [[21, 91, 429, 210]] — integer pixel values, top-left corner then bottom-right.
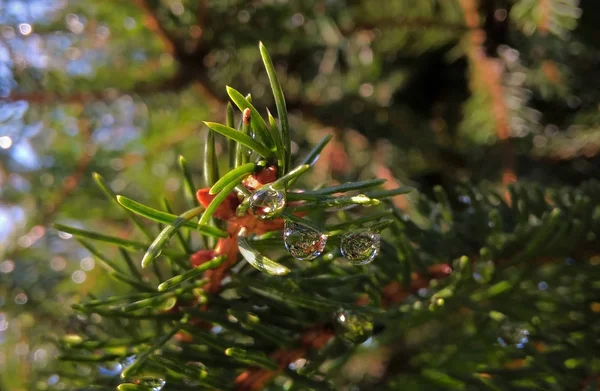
[[335, 309, 373, 345], [109, 355, 166, 391], [247, 181, 382, 265], [132, 377, 166, 391], [249, 185, 286, 220]]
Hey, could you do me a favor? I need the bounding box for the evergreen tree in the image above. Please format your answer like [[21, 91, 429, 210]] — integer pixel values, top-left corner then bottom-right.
[[1, 0, 600, 390]]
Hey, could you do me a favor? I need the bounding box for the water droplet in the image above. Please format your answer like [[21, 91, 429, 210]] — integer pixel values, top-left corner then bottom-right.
[[340, 230, 380, 265], [283, 221, 328, 261], [134, 377, 166, 391], [335, 310, 373, 344], [249, 186, 286, 219], [158, 296, 177, 311], [99, 361, 123, 377], [498, 321, 529, 348], [121, 355, 136, 369]]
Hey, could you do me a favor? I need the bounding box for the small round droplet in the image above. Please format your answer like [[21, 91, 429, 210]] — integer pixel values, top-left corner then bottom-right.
[[134, 377, 166, 391], [340, 230, 380, 265], [335, 310, 373, 344], [283, 221, 328, 261], [249, 186, 286, 220], [498, 321, 529, 348]]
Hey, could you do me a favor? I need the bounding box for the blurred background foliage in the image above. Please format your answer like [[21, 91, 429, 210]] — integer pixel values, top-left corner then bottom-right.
[[1, 0, 599, 389]]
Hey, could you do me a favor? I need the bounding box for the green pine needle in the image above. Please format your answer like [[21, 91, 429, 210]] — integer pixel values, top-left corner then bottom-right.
[[117, 196, 227, 238], [209, 162, 264, 195], [260, 42, 290, 171], [225, 86, 275, 148], [142, 206, 206, 268], [238, 229, 290, 276], [204, 121, 273, 159]]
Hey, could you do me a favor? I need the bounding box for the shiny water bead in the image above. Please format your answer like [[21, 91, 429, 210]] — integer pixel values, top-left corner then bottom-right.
[[335, 310, 373, 344], [283, 221, 328, 261], [249, 186, 286, 220], [98, 361, 123, 377], [498, 321, 529, 348], [340, 230, 380, 265], [134, 377, 166, 391]]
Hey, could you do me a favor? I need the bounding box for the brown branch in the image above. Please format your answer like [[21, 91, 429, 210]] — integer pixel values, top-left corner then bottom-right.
[[188, 0, 208, 52], [133, 0, 180, 55], [459, 0, 516, 193], [343, 17, 471, 34]]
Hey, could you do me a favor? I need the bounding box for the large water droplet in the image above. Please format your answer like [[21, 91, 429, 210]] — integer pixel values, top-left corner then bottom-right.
[[121, 355, 136, 370], [249, 186, 286, 220], [335, 310, 373, 344], [498, 321, 529, 348], [99, 361, 123, 377], [340, 230, 380, 265], [134, 377, 166, 391], [283, 221, 328, 261]]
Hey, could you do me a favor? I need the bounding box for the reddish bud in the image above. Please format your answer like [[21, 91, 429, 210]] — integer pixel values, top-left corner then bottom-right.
[[191, 249, 217, 267], [196, 188, 240, 220], [243, 165, 278, 191], [427, 263, 453, 279], [243, 108, 251, 125]]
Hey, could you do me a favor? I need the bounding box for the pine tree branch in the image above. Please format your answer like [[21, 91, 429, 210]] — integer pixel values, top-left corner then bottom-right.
[[346, 17, 471, 34], [460, 0, 516, 191], [133, 0, 181, 55]]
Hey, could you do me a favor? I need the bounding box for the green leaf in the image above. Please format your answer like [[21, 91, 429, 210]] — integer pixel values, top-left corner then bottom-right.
[[162, 198, 193, 254], [142, 206, 205, 268], [178, 155, 199, 207], [118, 248, 144, 281], [158, 256, 225, 291], [77, 239, 125, 274], [204, 128, 219, 187], [121, 292, 177, 312], [93, 172, 153, 239], [204, 121, 272, 159], [300, 134, 333, 166], [287, 194, 380, 212], [260, 42, 290, 170], [109, 272, 155, 292], [364, 187, 413, 199], [271, 164, 310, 189], [117, 384, 149, 391], [267, 108, 286, 172], [238, 230, 290, 276], [54, 224, 150, 252], [120, 323, 183, 379], [209, 162, 261, 195], [226, 102, 236, 169], [117, 196, 227, 238], [198, 178, 244, 226], [226, 86, 274, 148], [225, 347, 279, 370], [287, 179, 386, 199]]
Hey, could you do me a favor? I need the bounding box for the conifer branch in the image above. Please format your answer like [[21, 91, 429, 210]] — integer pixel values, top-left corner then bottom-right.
[[460, 0, 516, 191]]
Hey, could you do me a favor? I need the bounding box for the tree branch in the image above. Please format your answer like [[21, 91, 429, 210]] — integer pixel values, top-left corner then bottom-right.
[[133, 0, 181, 55], [459, 0, 516, 191]]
